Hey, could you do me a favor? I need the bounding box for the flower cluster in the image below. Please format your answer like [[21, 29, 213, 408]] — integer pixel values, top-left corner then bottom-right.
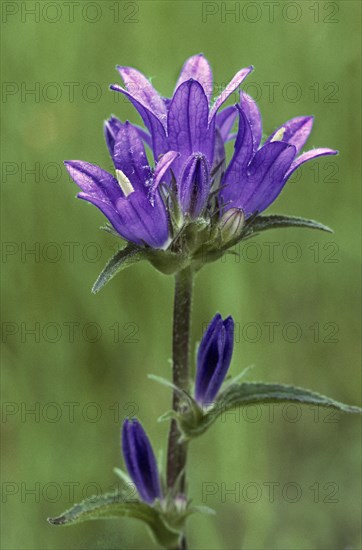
[[65, 54, 337, 254]]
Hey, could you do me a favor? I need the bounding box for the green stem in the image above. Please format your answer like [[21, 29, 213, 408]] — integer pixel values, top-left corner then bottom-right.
[[166, 267, 194, 550]]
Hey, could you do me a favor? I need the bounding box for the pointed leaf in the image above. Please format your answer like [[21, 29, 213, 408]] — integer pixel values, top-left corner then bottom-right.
[[218, 382, 362, 413], [47, 492, 181, 548], [248, 214, 333, 235], [92, 245, 144, 294], [179, 382, 361, 438], [212, 213, 333, 260]]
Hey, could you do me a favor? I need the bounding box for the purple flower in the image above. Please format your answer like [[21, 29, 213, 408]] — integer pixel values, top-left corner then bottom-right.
[[195, 314, 234, 406], [122, 418, 162, 504], [219, 93, 338, 217], [67, 56, 337, 267], [110, 54, 253, 216], [65, 121, 179, 249]]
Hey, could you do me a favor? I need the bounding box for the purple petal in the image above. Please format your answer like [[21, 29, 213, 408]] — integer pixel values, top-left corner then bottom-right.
[[65, 160, 121, 203], [113, 122, 151, 191], [122, 419, 162, 504], [134, 125, 153, 149], [105, 117, 152, 156], [117, 66, 167, 125], [80, 189, 169, 249], [219, 106, 254, 206], [77, 192, 139, 244], [233, 105, 254, 167], [266, 116, 314, 155], [216, 106, 238, 142], [178, 153, 210, 219], [167, 80, 213, 176], [115, 191, 169, 248], [104, 116, 122, 155], [110, 84, 167, 159], [209, 66, 253, 123], [174, 54, 213, 102], [239, 92, 262, 152], [65, 159, 169, 248], [213, 129, 226, 177], [285, 148, 338, 179], [150, 150, 180, 194], [242, 142, 297, 214]]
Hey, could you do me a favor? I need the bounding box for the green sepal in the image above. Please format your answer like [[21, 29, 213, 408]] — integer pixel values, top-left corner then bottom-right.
[[177, 382, 361, 439], [146, 249, 189, 275], [92, 245, 145, 294], [47, 492, 181, 548]]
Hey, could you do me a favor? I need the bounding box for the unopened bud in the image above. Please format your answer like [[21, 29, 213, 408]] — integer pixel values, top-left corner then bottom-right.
[[218, 208, 245, 242], [174, 494, 187, 514], [179, 153, 210, 220]]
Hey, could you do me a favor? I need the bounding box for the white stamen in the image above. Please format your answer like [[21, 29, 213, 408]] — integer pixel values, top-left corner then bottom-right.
[[271, 127, 286, 142], [116, 169, 134, 197]]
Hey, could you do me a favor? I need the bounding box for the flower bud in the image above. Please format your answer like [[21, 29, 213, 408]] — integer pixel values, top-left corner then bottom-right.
[[195, 314, 234, 406], [218, 208, 245, 243], [178, 153, 210, 219], [122, 419, 162, 504]]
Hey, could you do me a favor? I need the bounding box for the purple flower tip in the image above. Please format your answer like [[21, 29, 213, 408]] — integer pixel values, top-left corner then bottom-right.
[[122, 419, 162, 505], [195, 314, 235, 406]]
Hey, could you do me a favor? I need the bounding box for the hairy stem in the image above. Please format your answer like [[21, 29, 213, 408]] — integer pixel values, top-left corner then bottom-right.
[[166, 267, 194, 550]]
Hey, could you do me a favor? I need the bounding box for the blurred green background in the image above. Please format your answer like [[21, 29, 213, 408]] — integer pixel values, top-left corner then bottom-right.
[[2, 1, 361, 548]]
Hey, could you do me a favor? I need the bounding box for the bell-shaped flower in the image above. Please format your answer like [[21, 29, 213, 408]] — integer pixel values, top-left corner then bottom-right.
[[195, 314, 234, 406], [219, 94, 338, 217], [110, 54, 253, 187], [122, 418, 162, 505], [65, 122, 179, 249]]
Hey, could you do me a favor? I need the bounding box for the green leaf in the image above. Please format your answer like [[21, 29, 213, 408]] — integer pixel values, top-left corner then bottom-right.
[[92, 245, 144, 294], [247, 214, 333, 235], [180, 382, 361, 438], [47, 492, 181, 548], [212, 214, 332, 258]]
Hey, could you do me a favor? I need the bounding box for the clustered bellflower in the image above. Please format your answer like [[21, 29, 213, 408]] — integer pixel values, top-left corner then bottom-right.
[[50, 55, 362, 549], [64, 123, 178, 248], [219, 97, 337, 217], [65, 53, 337, 267], [109, 56, 252, 220]]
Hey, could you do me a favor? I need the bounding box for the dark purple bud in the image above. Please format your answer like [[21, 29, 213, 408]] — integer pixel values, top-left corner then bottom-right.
[[195, 314, 234, 406], [122, 419, 162, 504], [178, 153, 210, 219]]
